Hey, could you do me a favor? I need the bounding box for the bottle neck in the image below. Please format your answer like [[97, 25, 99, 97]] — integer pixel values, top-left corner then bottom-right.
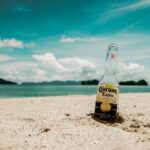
[[99, 43, 118, 85], [104, 46, 118, 77]]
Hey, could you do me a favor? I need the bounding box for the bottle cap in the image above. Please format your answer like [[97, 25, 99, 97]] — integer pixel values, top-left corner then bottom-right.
[[108, 43, 118, 50]]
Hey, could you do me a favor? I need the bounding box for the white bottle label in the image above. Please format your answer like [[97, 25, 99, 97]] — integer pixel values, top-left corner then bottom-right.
[[96, 84, 119, 112]]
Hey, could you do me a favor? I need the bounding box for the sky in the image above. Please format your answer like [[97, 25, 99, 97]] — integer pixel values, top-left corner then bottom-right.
[[0, 0, 150, 83]]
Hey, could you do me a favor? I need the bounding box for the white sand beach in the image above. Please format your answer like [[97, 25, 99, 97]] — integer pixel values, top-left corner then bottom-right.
[[0, 93, 150, 150]]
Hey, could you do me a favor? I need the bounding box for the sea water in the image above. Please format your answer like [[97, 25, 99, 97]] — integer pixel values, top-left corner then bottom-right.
[[0, 85, 150, 98]]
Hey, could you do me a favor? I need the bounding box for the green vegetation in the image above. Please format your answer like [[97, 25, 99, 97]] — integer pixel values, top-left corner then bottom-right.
[[0, 78, 148, 86], [0, 78, 17, 85]]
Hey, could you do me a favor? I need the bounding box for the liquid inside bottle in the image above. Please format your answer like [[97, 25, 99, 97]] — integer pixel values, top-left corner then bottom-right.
[[94, 43, 119, 120]]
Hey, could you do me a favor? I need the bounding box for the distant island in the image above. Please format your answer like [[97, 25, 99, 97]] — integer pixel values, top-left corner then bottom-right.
[[119, 80, 148, 86], [0, 78, 17, 85], [81, 79, 99, 85], [0, 78, 148, 86], [81, 79, 148, 86]]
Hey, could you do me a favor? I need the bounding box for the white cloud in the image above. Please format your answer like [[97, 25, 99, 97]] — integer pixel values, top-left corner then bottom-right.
[[0, 52, 149, 84], [60, 33, 150, 46], [0, 38, 24, 48], [117, 62, 150, 84], [121, 19, 141, 32], [0, 53, 99, 82], [33, 53, 66, 71], [0, 38, 36, 49], [0, 55, 14, 62], [59, 36, 98, 43], [58, 57, 98, 80], [58, 33, 150, 64], [58, 33, 150, 84], [33, 53, 98, 81], [98, 0, 150, 23], [0, 62, 38, 83], [60, 36, 80, 43], [121, 0, 150, 10], [0, 32, 150, 84]]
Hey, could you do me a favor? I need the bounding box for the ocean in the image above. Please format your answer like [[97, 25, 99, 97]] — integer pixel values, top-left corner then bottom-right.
[[0, 85, 150, 98]]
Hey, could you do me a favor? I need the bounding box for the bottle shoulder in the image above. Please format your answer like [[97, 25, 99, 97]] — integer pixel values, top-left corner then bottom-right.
[[99, 75, 119, 85]]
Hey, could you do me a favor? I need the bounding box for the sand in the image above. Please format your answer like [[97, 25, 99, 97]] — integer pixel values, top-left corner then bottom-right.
[[0, 93, 150, 150]]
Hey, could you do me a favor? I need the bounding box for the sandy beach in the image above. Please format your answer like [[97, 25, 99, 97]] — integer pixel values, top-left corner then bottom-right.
[[0, 93, 150, 150]]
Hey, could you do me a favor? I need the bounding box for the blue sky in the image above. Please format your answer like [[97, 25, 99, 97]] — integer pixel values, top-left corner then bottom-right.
[[0, 0, 150, 83]]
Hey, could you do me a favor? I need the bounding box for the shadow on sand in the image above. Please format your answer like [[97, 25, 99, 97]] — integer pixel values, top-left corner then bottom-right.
[[87, 112, 125, 125]]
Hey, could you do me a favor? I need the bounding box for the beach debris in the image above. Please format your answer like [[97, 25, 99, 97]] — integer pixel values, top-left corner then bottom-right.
[[130, 123, 140, 128], [137, 113, 144, 116], [120, 116, 150, 133], [21, 117, 35, 122], [142, 131, 147, 134], [41, 145, 47, 148], [64, 113, 70, 117], [38, 128, 51, 135], [41, 128, 50, 133], [143, 123, 150, 128], [91, 140, 100, 144], [86, 113, 94, 116]]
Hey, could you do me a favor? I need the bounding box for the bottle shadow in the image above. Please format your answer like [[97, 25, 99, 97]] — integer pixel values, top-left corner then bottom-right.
[[87, 112, 125, 125]]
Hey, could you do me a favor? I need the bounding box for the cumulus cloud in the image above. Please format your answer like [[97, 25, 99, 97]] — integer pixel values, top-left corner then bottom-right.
[[0, 55, 14, 62], [33, 53, 98, 81], [0, 53, 99, 82], [0, 62, 38, 82], [0, 38, 35, 49], [117, 62, 150, 84], [59, 36, 98, 43], [0, 38, 24, 48], [0, 52, 149, 84], [58, 57, 98, 80], [32, 53, 65, 71]]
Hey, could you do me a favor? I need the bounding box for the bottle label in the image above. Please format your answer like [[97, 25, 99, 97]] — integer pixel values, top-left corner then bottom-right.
[[95, 84, 119, 120]]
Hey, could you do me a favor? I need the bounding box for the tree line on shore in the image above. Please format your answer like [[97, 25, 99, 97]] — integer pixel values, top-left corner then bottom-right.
[[0, 78, 148, 86]]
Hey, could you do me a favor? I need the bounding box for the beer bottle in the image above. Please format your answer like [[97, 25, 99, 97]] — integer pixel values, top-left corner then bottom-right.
[[94, 43, 119, 120]]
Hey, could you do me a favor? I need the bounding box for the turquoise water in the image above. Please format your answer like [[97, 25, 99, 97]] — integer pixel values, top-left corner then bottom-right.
[[0, 85, 150, 98]]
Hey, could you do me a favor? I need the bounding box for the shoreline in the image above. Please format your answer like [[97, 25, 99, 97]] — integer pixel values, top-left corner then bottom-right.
[[0, 92, 149, 100], [0, 93, 150, 150]]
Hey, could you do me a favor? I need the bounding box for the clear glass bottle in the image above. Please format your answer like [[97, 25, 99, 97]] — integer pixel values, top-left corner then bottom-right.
[[94, 43, 119, 120]]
